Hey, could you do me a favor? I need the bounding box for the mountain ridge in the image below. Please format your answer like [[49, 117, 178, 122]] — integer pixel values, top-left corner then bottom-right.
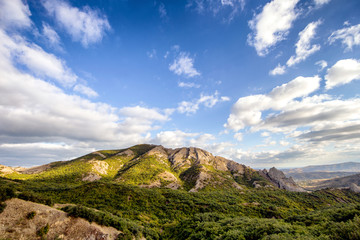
[[0, 144, 305, 192]]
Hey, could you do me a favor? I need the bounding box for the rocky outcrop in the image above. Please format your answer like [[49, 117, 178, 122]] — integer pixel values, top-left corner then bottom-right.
[[349, 183, 360, 193], [82, 172, 102, 182], [0, 165, 16, 175], [261, 167, 306, 192]]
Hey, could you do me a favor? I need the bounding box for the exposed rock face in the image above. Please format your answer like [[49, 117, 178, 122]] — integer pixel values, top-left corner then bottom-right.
[[116, 149, 135, 157], [349, 183, 360, 193], [82, 172, 102, 182], [0, 165, 15, 175], [90, 160, 109, 175], [0, 198, 120, 240], [261, 167, 306, 192]]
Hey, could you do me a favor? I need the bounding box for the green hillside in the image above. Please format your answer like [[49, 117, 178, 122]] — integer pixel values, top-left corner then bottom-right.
[[1, 144, 276, 191], [1, 144, 360, 239]]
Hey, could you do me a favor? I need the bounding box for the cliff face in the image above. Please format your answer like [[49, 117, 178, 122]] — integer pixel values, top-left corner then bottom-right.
[[260, 167, 306, 192], [116, 145, 251, 192]]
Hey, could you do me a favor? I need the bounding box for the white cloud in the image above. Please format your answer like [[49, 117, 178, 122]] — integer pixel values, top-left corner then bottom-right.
[[314, 0, 331, 6], [169, 52, 200, 78], [153, 130, 219, 152], [286, 20, 322, 67], [178, 91, 230, 114], [73, 84, 98, 98], [225, 76, 321, 131], [325, 59, 360, 90], [269, 64, 286, 75], [153, 130, 199, 148], [43, 0, 111, 47], [42, 22, 62, 49], [1, 30, 77, 87], [0, 0, 32, 29], [279, 140, 289, 146], [248, 0, 300, 56], [234, 132, 243, 141], [0, 142, 95, 167], [315, 60, 327, 71], [0, 28, 173, 166], [328, 23, 360, 51], [178, 82, 200, 88], [225, 71, 360, 165]]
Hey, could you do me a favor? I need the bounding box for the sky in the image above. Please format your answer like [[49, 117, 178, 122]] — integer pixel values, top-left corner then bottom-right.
[[0, 0, 360, 168]]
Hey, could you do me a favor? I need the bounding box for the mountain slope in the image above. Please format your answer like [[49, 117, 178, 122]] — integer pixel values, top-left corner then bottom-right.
[[1, 144, 303, 192], [304, 173, 360, 190], [0, 198, 120, 240]]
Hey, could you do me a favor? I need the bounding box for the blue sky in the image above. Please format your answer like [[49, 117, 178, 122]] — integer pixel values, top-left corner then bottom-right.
[[1, 0, 360, 168]]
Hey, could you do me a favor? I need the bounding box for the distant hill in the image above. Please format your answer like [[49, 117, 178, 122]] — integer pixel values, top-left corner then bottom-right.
[[285, 171, 358, 182], [304, 173, 360, 191], [0, 144, 304, 192], [285, 162, 360, 173], [284, 162, 360, 188]]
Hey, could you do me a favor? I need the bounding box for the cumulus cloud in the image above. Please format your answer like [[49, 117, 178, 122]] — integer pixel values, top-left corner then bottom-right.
[[153, 130, 220, 152], [178, 91, 230, 114], [328, 23, 360, 51], [153, 130, 199, 148], [225, 76, 321, 131], [248, 0, 300, 56], [43, 0, 111, 47], [225, 71, 360, 167], [286, 20, 322, 67], [169, 52, 200, 78], [0, 0, 32, 29], [325, 58, 360, 89], [0, 27, 172, 166], [269, 64, 286, 76], [178, 82, 200, 88]]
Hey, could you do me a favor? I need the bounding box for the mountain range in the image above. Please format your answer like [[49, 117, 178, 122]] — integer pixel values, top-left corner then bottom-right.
[[0, 144, 304, 192], [2, 144, 360, 239]]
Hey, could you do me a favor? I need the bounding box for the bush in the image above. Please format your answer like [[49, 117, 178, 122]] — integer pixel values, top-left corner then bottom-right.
[[36, 224, 49, 239], [26, 211, 36, 219]]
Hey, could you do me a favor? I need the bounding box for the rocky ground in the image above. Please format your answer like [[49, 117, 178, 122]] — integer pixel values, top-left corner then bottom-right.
[[0, 198, 120, 240]]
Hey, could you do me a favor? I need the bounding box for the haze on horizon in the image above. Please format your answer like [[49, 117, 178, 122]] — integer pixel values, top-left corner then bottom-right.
[[0, 0, 360, 169]]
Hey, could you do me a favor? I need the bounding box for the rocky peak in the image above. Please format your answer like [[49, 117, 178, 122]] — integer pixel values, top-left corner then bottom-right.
[[261, 167, 306, 192]]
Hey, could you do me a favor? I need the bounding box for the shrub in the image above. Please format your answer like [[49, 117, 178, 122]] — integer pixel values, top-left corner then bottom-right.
[[26, 211, 36, 219]]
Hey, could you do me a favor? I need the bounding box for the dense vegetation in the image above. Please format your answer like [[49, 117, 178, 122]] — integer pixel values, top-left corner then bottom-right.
[[1, 176, 360, 239], [1, 145, 360, 239]]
